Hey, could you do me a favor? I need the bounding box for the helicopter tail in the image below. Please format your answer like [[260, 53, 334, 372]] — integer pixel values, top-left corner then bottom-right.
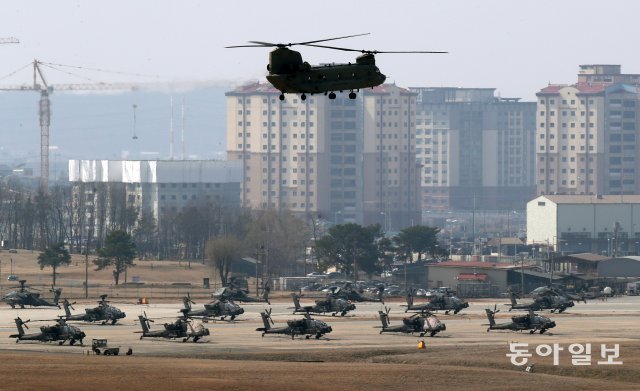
[[406, 288, 414, 307], [291, 294, 302, 311], [485, 307, 497, 327], [52, 288, 63, 305], [62, 299, 73, 317], [262, 283, 271, 305], [138, 314, 151, 333], [13, 317, 28, 337], [510, 292, 519, 307], [378, 307, 391, 329], [257, 309, 272, 331]]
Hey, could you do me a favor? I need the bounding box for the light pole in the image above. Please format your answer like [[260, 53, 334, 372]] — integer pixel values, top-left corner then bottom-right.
[[446, 219, 457, 260], [334, 210, 342, 224]]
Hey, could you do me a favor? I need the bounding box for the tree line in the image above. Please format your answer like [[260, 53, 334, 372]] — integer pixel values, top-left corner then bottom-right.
[[2, 181, 445, 286]]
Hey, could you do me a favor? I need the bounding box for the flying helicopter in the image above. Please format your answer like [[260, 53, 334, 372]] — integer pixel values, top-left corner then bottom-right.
[[137, 310, 210, 342], [181, 294, 244, 321], [10, 316, 86, 345], [507, 292, 574, 313], [256, 308, 333, 340], [291, 293, 356, 317], [1, 280, 62, 309], [484, 306, 556, 334], [61, 295, 126, 325], [226, 33, 446, 101], [377, 307, 446, 337], [404, 287, 468, 315]]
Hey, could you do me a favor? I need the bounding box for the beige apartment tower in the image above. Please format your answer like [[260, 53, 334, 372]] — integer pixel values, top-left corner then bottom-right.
[[536, 65, 640, 196]]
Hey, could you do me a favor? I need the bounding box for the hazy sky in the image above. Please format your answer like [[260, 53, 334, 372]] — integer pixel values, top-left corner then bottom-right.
[[2, 1, 640, 100]]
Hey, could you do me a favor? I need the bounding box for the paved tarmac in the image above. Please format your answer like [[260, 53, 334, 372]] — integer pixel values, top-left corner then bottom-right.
[[1, 295, 638, 357]]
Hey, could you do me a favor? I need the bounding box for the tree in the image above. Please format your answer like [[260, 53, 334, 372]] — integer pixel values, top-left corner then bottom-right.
[[37, 242, 71, 286], [316, 223, 384, 278], [205, 235, 244, 286], [94, 230, 136, 285], [393, 225, 441, 263]]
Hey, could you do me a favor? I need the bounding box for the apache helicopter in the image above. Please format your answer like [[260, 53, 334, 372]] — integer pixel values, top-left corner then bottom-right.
[[137, 310, 210, 342], [257, 308, 333, 339], [212, 282, 270, 304], [531, 285, 586, 304], [10, 317, 86, 345], [1, 280, 62, 309], [291, 293, 356, 317], [61, 295, 126, 325], [404, 287, 468, 315], [484, 306, 556, 334], [377, 307, 446, 337], [181, 294, 244, 321], [226, 33, 446, 101], [508, 292, 574, 313], [327, 282, 384, 303]]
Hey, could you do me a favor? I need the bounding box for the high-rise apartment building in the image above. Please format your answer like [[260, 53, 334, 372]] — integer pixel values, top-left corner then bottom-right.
[[410, 87, 536, 211], [226, 83, 419, 229], [536, 65, 640, 196]]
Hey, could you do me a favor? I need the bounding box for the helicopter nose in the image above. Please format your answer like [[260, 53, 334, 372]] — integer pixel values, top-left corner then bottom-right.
[[238, 308, 245, 314]]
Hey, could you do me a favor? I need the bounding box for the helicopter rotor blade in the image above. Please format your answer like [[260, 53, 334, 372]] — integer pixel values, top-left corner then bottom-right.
[[303, 43, 448, 54], [227, 33, 371, 50]]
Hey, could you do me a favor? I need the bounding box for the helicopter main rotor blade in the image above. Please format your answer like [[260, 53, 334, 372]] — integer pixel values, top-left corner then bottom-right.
[[227, 34, 371, 49], [304, 43, 447, 54], [295, 33, 370, 46]]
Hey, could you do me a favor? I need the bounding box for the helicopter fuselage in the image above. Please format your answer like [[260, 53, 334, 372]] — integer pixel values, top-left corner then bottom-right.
[[266, 48, 386, 95]]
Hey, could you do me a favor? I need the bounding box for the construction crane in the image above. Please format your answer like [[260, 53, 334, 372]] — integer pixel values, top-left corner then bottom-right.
[[0, 37, 19, 44], [0, 60, 144, 191]]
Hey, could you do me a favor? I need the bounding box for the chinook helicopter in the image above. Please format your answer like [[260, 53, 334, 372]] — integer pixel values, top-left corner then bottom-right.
[[485, 306, 556, 334], [226, 33, 446, 101], [137, 310, 210, 342], [291, 293, 356, 317], [10, 317, 86, 345], [181, 294, 244, 321], [257, 308, 333, 339], [404, 287, 469, 315], [377, 307, 446, 337], [61, 295, 126, 325], [1, 280, 62, 309]]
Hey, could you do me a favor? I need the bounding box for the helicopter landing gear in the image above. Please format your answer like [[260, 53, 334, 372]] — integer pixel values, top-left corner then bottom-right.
[[301, 93, 307, 101], [348, 92, 356, 99], [279, 93, 285, 101], [328, 92, 336, 99]]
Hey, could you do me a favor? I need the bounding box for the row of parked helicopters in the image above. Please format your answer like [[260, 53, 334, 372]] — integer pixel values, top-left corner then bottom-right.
[[2, 278, 596, 345]]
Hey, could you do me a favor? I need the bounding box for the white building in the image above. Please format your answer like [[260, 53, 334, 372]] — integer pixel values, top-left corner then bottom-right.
[[69, 159, 242, 227], [527, 194, 640, 255]]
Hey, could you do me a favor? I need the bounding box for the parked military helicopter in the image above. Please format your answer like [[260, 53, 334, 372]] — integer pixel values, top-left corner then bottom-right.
[[61, 295, 126, 325], [328, 282, 384, 303], [226, 33, 446, 101], [257, 308, 333, 339], [377, 307, 446, 337], [10, 317, 86, 345], [212, 282, 270, 304], [508, 292, 574, 313], [291, 293, 356, 317], [1, 280, 62, 309], [181, 294, 244, 321], [404, 287, 469, 315], [531, 285, 586, 304], [137, 310, 210, 342], [485, 306, 556, 334]]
